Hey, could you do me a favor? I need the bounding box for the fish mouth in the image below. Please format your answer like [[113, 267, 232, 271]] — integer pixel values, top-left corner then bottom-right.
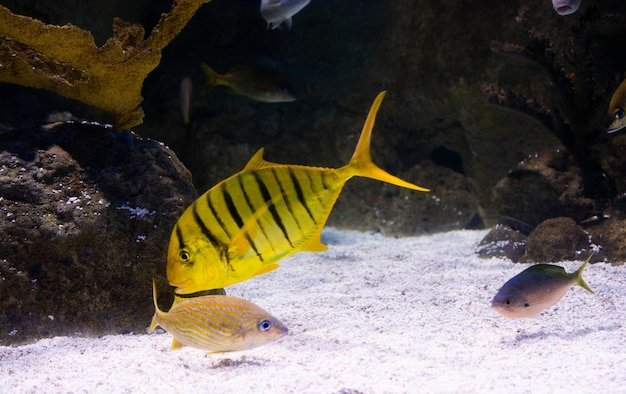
[[555, 5, 575, 15], [607, 125, 626, 134]]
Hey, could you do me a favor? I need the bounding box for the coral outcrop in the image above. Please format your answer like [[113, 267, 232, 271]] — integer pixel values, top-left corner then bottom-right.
[[0, 0, 212, 129]]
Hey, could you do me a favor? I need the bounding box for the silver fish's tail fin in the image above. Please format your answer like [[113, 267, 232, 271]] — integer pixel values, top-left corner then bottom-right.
[[575, 254, 595, 294], [200, 63, 219, 95], [149, 279, 161, 333], [346, 91, 429, 192]]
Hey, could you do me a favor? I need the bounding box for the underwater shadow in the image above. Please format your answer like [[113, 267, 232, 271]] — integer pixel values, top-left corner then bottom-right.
[[501, 324, 622, 347]]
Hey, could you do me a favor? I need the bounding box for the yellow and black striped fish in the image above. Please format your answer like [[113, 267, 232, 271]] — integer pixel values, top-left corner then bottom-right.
[[167, 91, 429, 294], [149, 280, 288, 352]]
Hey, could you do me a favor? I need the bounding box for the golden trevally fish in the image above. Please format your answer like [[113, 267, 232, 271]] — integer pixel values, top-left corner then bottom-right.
[[167, 91, 429, 294], [608, 78, 626, 133], [149, 280, 288, 352], [491, 255, 594, 319]]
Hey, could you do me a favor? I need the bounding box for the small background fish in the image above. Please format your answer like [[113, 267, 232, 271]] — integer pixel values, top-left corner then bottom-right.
[[179, 77, 193, 126], [201, 63, 296, 103], [551, 0, 582, 15], [149, 280, 288, 352], [260, 0, 311, 30], [491, 255, 594, 319]]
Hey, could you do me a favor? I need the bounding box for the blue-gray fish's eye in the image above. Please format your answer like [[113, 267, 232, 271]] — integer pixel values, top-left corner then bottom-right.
[[258, 320, 272, 332]]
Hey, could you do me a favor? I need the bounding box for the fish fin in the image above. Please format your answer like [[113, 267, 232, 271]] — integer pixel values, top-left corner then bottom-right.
[[148, 315, 158, 333], [200, 63, 221, 94], [284, 17, 292, 30], [227, 202, 269, 260], [242, 148, 277, 171], [346, 91, 429, 192], [149, 278, 160, 333], [254, 263, 280, 276], [299, 231, 328, 252], [575, 254, 595, 294], [170, 339, 185, 350]]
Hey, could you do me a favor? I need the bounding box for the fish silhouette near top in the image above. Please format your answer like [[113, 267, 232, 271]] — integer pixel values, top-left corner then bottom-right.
[[551, 0, 582, 15], [149, 280, 288, 352], [608, 78, 626, 133], [167, 91, 429, 294], [260, 0, 311, 30], [201, 63, 296, 103], [491, 255, 594, 319]]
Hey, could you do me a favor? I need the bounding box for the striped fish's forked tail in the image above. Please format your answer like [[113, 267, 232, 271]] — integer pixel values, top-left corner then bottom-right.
[[347, 91, 429, 192]]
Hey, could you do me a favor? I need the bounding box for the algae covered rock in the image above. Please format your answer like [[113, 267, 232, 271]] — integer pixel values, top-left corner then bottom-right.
[[0, 121, 197, 345]]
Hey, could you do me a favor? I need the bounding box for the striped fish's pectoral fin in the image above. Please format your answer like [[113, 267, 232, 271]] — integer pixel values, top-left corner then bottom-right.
[[253, 263, 280, 277], [299, 234, 328, 252], [170, 339, 185, 350], [242, 148, 277, 171], [228, 223, 259, 260]]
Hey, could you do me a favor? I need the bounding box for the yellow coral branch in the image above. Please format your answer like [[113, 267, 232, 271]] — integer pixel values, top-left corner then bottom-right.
[[0, 0, 212, 129]]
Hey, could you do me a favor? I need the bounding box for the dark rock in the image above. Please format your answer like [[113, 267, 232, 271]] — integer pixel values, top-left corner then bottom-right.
[[524, 217, 590, 262], [477, 224, 527, 262], [492, 148, 595, 232], [0, 121, 197, 345], [602, 133, 626, 196]]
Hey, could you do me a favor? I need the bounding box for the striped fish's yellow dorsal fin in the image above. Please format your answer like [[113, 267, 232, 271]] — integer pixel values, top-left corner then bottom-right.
[[243, 148, 276, 171], [170, 339, 185, 350]]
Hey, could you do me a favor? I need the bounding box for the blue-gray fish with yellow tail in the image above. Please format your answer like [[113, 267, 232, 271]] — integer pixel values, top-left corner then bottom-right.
[[149, 280, 288, 352], [491, 254, 594, 319], [167, 91, 430, 295]]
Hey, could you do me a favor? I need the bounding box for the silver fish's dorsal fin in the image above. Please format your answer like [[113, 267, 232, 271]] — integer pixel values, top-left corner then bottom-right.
[[243, 148, 277, 171]]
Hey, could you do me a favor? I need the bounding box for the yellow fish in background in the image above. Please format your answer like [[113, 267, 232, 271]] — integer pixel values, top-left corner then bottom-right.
[[167, 91, 430, 294], [608, 78, 626, 133], [149, 280, 288, 352], [201, 63, 296, 103]]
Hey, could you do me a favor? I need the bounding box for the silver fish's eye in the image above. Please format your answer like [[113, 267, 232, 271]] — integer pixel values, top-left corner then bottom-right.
[[258, 320, 272, 332], [179, 249, 191, 262], [616, 108, 625, 120]]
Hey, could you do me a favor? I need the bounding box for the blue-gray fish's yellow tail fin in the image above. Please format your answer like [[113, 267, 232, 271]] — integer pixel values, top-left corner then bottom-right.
[[347, 91, 429, 192], [575, 254, 595, 294]]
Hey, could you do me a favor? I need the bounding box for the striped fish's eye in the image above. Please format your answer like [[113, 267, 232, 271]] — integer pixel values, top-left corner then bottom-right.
[[179, 249, 191, 263], [258, 320, 272, 332]]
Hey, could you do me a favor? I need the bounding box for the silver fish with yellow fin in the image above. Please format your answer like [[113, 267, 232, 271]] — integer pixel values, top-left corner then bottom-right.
[[491, 255, 594, 319], [167, 91, 429, 294], [201, 63, 296, 103], [608, 78, 626, 133], [149, 280, 288, 352]]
